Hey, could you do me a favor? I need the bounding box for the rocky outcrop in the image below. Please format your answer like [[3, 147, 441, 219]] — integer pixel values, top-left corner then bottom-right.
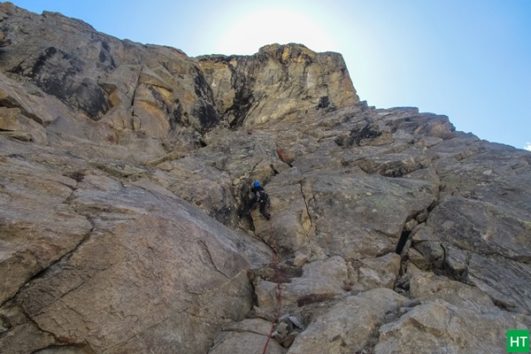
[[287, 288, 408, 354], [209, 318, 286, 354], [374, 300, 529, 354], [197, 43, 358, 128], [0, 141, 271, 353], [0, 2, 220, 149], [0, 3, 530, 354]]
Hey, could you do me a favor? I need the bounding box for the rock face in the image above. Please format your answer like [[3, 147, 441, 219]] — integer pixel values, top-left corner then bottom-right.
[[0, 3, 530, 354], [197, 44, 358, 128], [287, 288, 408, 354], [0, 144, 272, 353]]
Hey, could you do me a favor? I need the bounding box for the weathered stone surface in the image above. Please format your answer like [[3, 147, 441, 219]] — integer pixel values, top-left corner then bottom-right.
[[255, 181, 312, 256], [428, 196, 530, 261], [0, 2, 219, 141], [0, 156, 92, 305], [417, 195, 531, 313], [0, 3, 530, 353], [198, 43, 358, 128], [374, 300, 530, 354], [0, 303, 56, 354], [255, 256, 349, 312], [208, 318, 286, 354], [467, 253, 531, 314], [302, 172, 435, 258], [408, 247, 433, 270], [4, 171, 268, 353], [408, 267, 496, 313], [356, 253, 401, 290], [0, 107, 47, 143], [287, 288, 407, 354], [148, 156, 238, 226], [378, 109, 455, 140], [0, 156, 271, 353], [210, 332, 286, 354]]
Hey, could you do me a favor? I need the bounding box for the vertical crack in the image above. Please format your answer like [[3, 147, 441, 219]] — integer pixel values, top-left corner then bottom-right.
[[299, 180, 313, 227], [197, 239, 230, 279], [299, 179, 314, 242], [395, 229, 411, 255], [130, 65, 143, 117]]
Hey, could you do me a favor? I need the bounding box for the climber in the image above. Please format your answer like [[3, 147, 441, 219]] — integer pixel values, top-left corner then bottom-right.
[[238, 179, 271, 231], [250, 180, 271, 220]]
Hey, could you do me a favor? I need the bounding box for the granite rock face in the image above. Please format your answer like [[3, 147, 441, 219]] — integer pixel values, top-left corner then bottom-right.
[[197, 43, 358, 128], [0, 142, 272, 353], [0, 3, 530, 354]]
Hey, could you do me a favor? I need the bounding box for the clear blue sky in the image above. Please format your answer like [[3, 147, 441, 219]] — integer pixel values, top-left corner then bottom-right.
[[10, 0, 531, 150]]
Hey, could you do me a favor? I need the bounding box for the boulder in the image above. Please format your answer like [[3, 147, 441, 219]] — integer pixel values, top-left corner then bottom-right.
[[255, 256, 350, 313], [209, 318, 286, 354], [408, 268, 496, 313], [375, 300, 530, 354], [423, 196, 531, 313], [287, 288, 408, 354], [356, 253, 401, 290]]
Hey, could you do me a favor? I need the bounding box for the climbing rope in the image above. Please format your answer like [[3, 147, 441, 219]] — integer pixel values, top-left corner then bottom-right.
[[261, 222, 283, 354]]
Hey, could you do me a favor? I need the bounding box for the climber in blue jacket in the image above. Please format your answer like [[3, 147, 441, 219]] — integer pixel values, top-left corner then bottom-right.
[[238, 179, 271, 231], [250, 180, 271, 220]]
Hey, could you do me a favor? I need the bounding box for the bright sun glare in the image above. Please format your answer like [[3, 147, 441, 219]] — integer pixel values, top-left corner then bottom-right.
[[213, 6, 337, 55]]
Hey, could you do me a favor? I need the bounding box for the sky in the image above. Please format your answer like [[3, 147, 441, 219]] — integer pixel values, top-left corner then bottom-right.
[[10, 0, 531, 150]]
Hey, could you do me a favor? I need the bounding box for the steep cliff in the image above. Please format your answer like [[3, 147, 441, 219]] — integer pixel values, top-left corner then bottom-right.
[[0, 3, 530, 354], [197, 43, 357, 128]]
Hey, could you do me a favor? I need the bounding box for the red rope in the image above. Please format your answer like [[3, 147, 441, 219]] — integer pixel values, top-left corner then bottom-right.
[[261, 223, 282, 354]]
